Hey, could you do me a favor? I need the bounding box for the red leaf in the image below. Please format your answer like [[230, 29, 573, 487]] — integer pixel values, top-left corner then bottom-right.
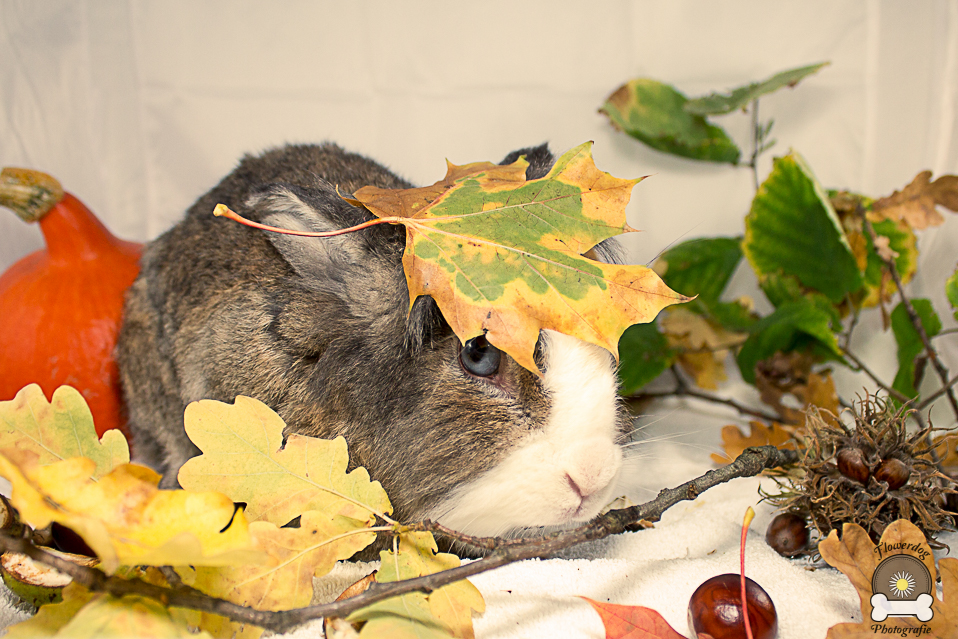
[[581, 597, 688, 639]]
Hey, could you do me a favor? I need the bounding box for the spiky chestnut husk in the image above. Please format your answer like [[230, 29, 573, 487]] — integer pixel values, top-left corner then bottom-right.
[[761, 394, 958, 554]]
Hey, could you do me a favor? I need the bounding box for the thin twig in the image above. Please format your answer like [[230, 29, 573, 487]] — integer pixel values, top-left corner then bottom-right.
[[632, 367, 780, 422], [749, 99, 760, 191], [0, 446, 797, 635], [918, 372, 958, 411], [861, 214, 958, 419], [840, 347, 911, 405]]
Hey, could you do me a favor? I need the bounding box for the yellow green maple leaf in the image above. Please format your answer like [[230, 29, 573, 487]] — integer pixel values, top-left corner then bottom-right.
[[177, 396, 392, 528], [0, 453, 260, 574], [348, 532, 485, 639], [0, 384, 128, 478], [352, 141, 689, 374]]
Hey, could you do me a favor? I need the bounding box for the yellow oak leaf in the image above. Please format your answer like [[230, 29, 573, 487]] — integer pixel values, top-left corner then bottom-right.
[[184, 509, 377, 639], [0, 384, 128, 478], [177, 396, 392, 528], [819, 520, 958, 638], [710, 420, 797, 466], [350, 141, 689, 374], [348, 532, 485, 639], [0, 453, 260, 574], [660, 307, 745, 390]]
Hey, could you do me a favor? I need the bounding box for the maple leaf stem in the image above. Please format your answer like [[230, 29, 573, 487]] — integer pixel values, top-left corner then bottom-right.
[[213, 203, 401, 237], [0, 446, 797, 635], [861, 212, 958, 420]]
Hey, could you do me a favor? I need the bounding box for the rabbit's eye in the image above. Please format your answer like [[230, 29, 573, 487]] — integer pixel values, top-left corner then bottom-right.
[[460, 335, 501, 377]]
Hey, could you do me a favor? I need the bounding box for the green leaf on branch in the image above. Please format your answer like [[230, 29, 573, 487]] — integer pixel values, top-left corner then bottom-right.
[[737, 298, 843, 384], [684, 62, 830, 115], [946, 266, 958, 321], [617, 320, 674, 394], [744, 152, 863, 303], [655, 236, 743, 305], [599, 79, 741, 164], [891, 299, 942, 399], [859, 217, 918, 307]]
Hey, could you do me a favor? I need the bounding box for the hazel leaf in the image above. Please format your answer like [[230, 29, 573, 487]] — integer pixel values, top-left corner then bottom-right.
[[599, 79, 741, 163], [891, 298, 942, 399], [352, 142, 690, 374], [654, 236, 743, 306], [616, 320, 674, 395], [177, 395, 392, 528], [0, 453, 259, 574], [0, 384, 128, 479], [871, 170, 958, 230], [946, 266, 958, 321], [685, 61, 829, 115], [745, 152, 862, 303]]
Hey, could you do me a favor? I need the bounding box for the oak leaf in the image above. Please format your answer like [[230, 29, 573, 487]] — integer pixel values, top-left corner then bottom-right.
[[177, 396, 392, 528], [581, 597, 686, 639], [818, 520, 958, 638], [0, 384, 128, 478], [0, 453, 259, 574], [660, 307, 746, 390], [711, 420, 797, 466], [350, 142, 689, 374], [347, 532, 485, 639], [872, 170, 958, 230], [184, 510, 378, 639]]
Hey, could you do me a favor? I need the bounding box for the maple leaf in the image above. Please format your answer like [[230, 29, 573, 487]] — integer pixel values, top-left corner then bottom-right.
[[347, 532, 485, 639], [581, 597, 686, 639], [872, 170, 958, 230], [350, 141, 689, 374], [0, 453, 260, 574], [818, 520, 958, 638], [0, 384, 128, 479], [177, 395, 392, 528], [710, 420, 797, 466]]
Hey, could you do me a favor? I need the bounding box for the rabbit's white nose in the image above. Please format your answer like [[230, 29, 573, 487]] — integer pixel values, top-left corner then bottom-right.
[[562, 437, 621, 503]]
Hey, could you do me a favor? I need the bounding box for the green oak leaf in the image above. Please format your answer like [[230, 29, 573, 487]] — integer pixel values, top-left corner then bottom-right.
[[685, 62, 829, 115], [599, 79, 741, 164], [744, 152, 863, 303], [0, 384, 129, 479], [352, 142, 690, 374], [891, 299, 942, 399]]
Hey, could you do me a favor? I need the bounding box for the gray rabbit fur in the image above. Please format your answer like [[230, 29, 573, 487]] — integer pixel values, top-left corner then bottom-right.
[[117, 142, 629, 542]]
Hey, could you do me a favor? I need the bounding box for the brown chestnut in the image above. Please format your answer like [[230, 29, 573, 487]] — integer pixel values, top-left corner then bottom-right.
[[688, 574, 778, 639], [836, 447, 870, 484], [874, 458, 910, 490], [765, 513, 809, 557]]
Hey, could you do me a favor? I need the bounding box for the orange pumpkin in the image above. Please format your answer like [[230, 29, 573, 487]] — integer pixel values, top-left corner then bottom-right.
[[0, 168, 143, 439]]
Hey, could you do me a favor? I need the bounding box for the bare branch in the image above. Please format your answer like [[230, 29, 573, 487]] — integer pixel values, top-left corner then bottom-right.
[[861, 214, 958, 419], [0, 446, 797, 635]]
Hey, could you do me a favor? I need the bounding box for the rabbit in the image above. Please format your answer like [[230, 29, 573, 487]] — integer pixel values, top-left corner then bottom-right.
[[116, 142, 630, 544]]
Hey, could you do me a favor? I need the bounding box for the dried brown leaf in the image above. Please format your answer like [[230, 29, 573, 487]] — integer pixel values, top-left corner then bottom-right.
[[711, 420, 797, 465]]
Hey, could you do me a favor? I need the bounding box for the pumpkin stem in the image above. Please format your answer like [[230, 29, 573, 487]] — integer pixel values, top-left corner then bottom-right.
[[0, 168, 65, 223]]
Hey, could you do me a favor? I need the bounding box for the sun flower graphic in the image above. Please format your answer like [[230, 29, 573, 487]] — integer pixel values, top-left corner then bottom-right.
[[889, 571, 916, 598]]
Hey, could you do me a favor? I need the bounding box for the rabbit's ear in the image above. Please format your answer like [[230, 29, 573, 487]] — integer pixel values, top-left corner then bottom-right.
[[247, 183, 368, 280]]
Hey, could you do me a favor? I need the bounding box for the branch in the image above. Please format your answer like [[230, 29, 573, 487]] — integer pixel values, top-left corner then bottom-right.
[[631, 367, 781, 422], [840, 346, 911, 405], [0, 446, 797, 635], [861, 214, 958, 419]]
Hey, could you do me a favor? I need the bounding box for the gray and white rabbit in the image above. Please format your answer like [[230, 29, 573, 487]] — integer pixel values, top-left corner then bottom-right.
[[116, 142, 629, 541]]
